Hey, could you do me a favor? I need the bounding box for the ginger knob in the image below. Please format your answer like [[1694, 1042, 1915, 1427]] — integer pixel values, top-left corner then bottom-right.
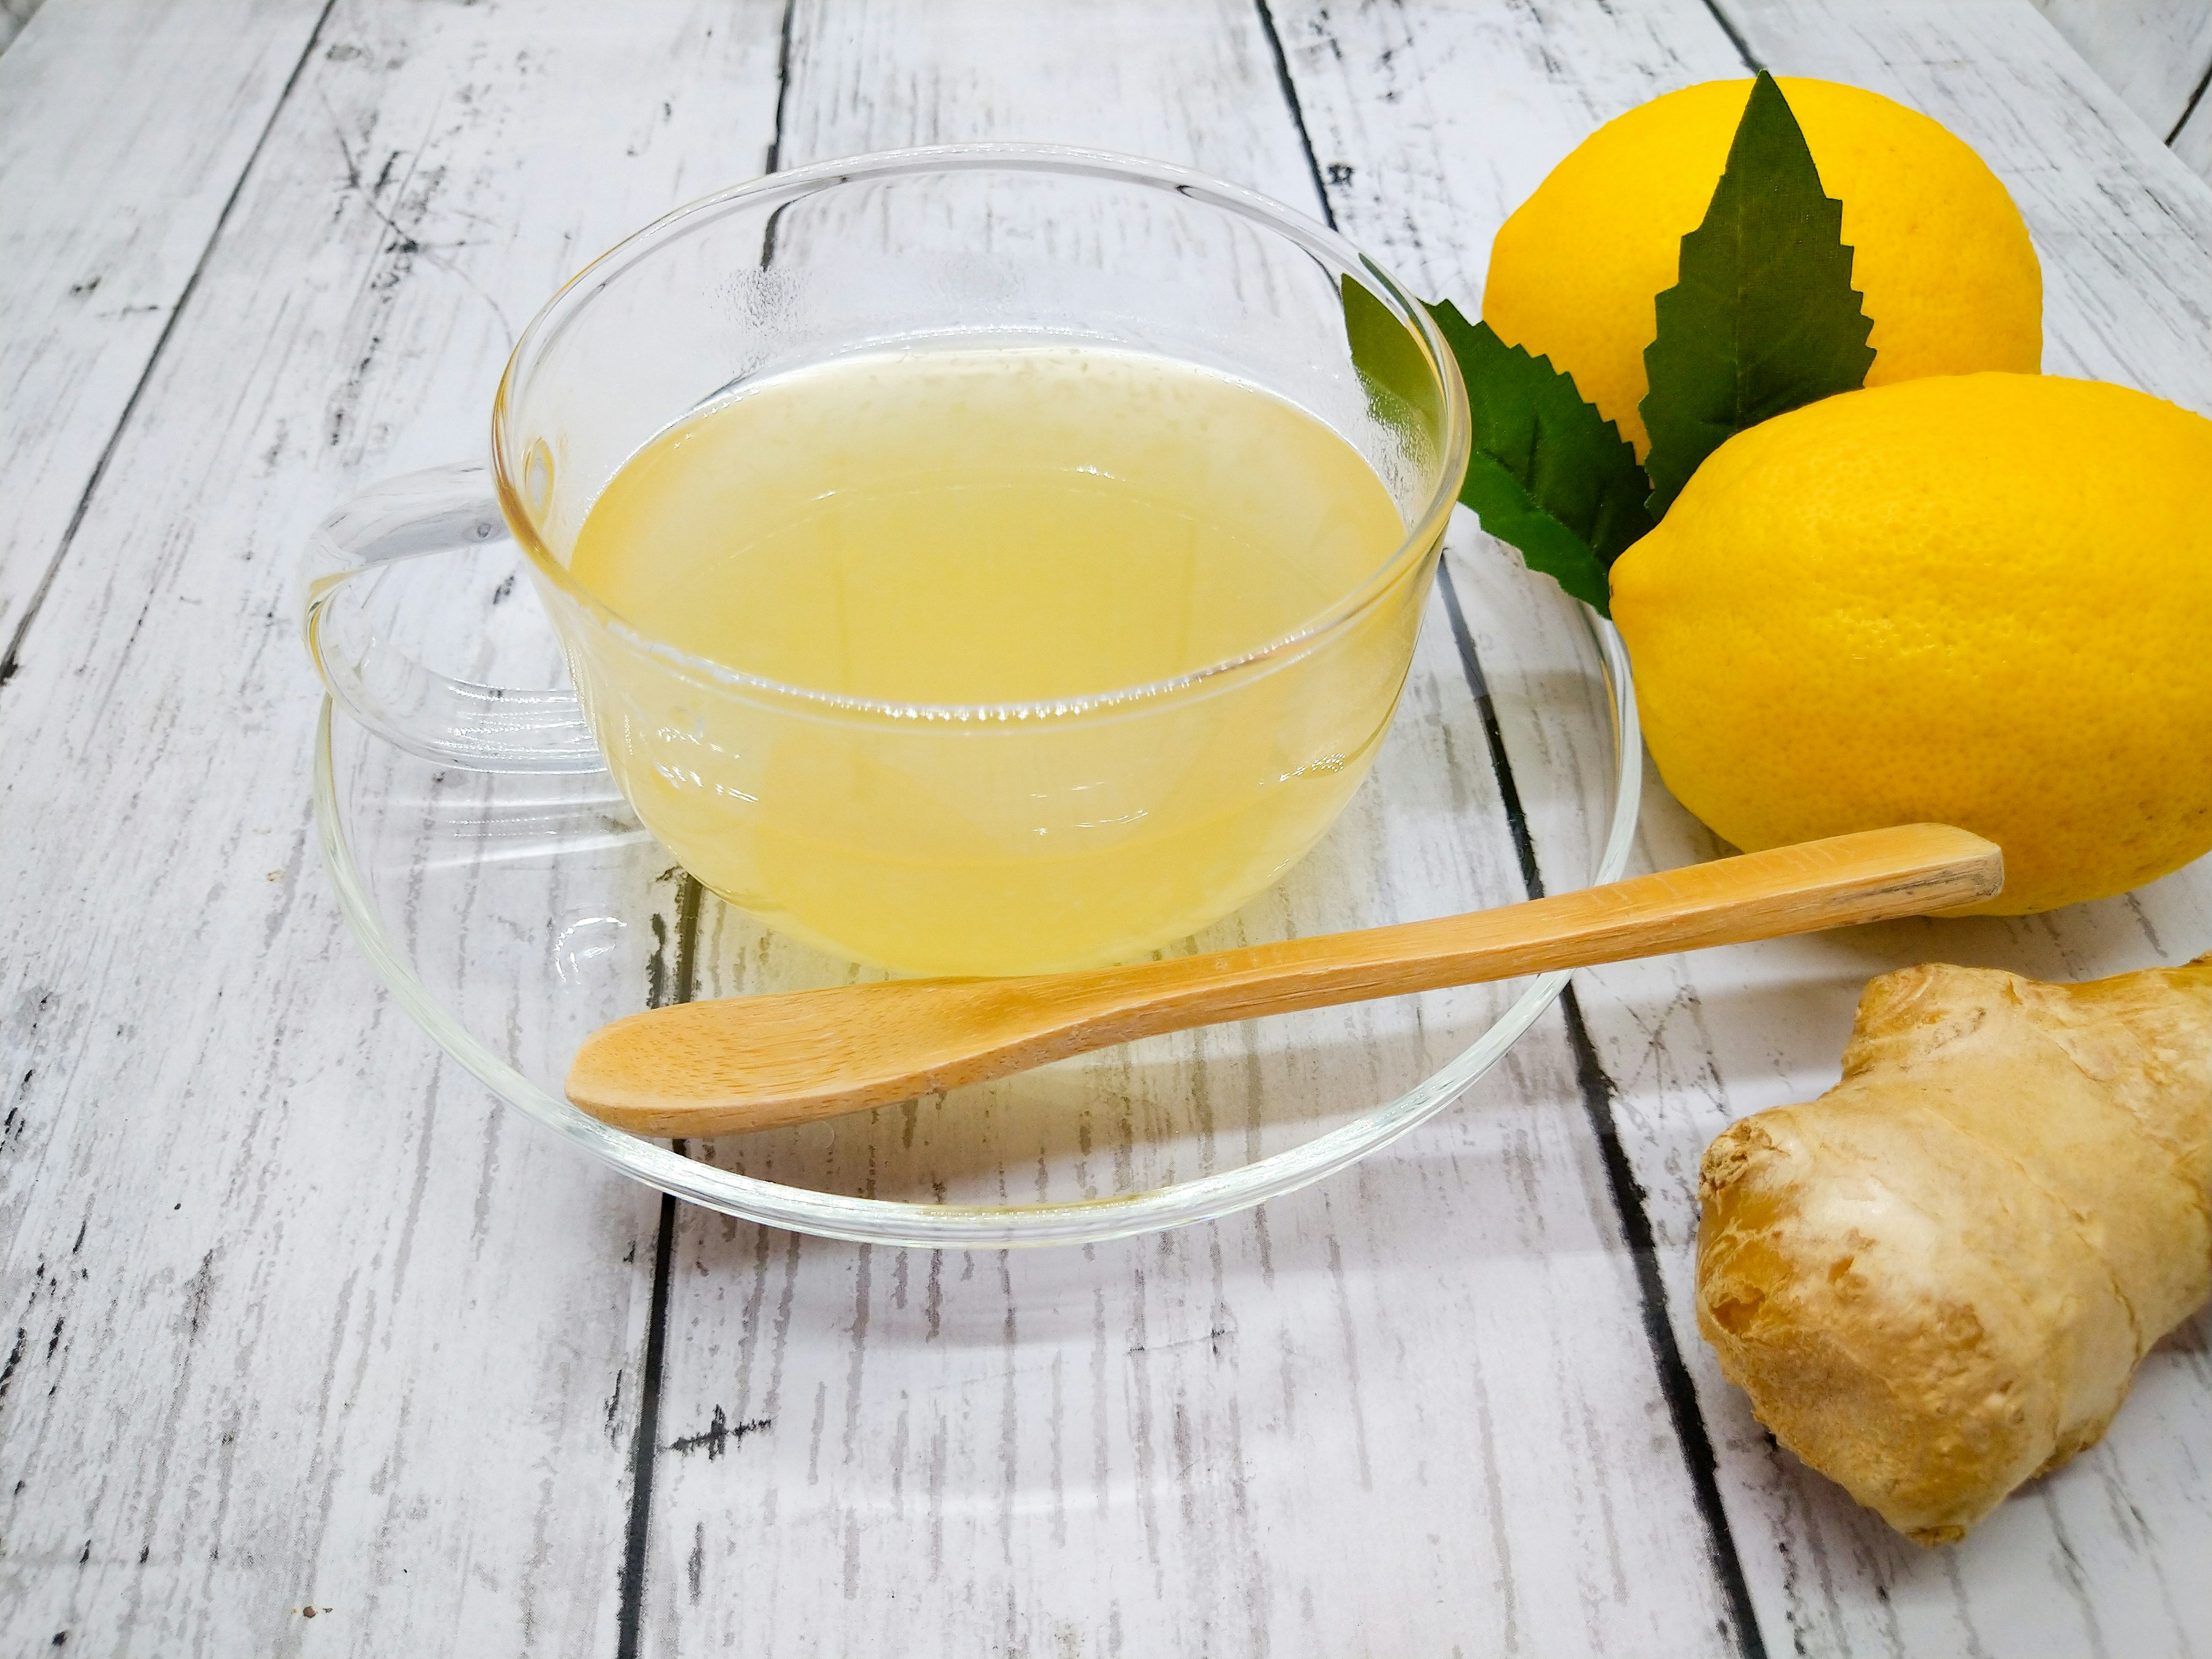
[[1695, 956, 2211, 1543]]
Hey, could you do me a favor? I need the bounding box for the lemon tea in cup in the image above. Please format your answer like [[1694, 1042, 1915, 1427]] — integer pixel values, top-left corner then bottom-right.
[[306, 147, 1469, 975]]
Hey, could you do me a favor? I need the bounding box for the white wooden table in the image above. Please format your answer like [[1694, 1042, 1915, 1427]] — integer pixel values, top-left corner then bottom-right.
[[3, 3, 2208, 1653]]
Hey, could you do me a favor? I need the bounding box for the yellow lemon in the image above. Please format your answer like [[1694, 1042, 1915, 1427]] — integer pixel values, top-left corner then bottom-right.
[[1609, 373, 2212, 915], [1484, 78, 2041, 454]]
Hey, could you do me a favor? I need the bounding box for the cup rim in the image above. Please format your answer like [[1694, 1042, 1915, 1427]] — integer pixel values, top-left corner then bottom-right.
[[490, 142, 1472, 722]]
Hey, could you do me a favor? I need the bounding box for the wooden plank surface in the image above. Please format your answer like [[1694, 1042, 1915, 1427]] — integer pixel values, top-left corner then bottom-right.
[[0, 0, 327, 661], [1726, 0, 2212, 416], [2027, 0, 2212, 143], [1, 1, 2206, 1654], [632, 3, 1752, 1654], [1274, 2, 2212, 1654], [0, 1, 786, 1652], [1677, 17, 2212, 1656]]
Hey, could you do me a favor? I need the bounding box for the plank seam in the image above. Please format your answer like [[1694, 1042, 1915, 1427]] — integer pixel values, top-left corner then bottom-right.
[[0, 0, 342, 695], [615, 875, 702, 1659], [612, 7, 798, 1634], [615, 1191, 679, 1659], [2166, 56, 2212, 146], [1254, 0, 1768, 1645], [613, 9, 799, 1630], [764, 0, 798, 174], [1248, 0, 1772, 1642], [1699, 0, 1766, 73], [1244, 12, 1767, 1639], [1434, 573, 1768, 1659], [1251, 0, 1336, 226]]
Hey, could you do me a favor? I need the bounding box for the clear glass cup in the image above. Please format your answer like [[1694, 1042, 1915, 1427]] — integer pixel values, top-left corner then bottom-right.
[[304, 145, 1469, 976]]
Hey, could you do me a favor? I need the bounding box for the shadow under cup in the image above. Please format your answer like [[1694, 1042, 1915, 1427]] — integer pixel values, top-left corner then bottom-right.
[[493, 147, 1470, 976]]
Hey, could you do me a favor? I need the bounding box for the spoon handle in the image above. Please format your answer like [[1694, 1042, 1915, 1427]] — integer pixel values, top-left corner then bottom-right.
[[568, 823, 2001, 1137]]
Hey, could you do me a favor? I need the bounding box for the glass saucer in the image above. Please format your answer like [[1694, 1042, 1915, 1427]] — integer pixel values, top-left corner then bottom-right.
[[313, 532, 1638, 1248]]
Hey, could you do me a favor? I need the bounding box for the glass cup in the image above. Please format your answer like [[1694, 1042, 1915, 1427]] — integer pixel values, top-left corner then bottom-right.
[[304, 146, 1469, 976]]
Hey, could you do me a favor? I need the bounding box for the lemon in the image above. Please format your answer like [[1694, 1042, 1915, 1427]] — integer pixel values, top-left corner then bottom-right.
[[1609, 373, 2212, 915], [1484, 78, 2041, 454]]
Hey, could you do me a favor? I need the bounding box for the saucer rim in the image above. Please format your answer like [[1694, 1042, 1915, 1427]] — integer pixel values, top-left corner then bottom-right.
[[311, 608, 1641, 1249]]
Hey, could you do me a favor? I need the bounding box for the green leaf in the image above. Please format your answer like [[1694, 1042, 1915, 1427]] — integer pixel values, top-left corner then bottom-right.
[[1640, 70, 1876, 517], [1340, 271, 1441, 429], [1428, 300, 1653, 615]]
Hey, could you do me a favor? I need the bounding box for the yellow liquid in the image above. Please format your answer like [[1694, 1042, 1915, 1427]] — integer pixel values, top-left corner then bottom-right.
[[566, 346, 1418, 973]]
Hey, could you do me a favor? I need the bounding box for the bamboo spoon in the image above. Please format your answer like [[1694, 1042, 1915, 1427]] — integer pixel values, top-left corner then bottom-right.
[[567, 823, 2001, 1137]]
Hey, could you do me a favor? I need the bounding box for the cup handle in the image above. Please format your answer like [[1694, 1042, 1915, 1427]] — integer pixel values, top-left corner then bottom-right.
[[302, 463, 604, 773]]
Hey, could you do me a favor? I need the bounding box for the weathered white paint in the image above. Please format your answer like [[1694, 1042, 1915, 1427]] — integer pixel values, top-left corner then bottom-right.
[[1734, 0, 2212, 415], [1643, 14, 2212, 1651], [0, 0, 326, 651], [637, 4, 1745, 1654], [2, 2, 2206, 1655], [0, 1, 786, 1653], [1277, 2, 2212, 1654], [2028, 0, 2212, 142]]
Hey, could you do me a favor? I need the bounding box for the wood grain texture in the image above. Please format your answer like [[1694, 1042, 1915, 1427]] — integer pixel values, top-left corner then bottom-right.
[[571, 827, 2002, 1135], [1641, 11, 2212, 1652], [2026, 0, 2212, 142], [5, 2, 2205, 1654], [0, 0, 326, 659], [0, 2, 786, 1652], [1277, 2, 2212, 1654], [631, 3, 1751, 1653]]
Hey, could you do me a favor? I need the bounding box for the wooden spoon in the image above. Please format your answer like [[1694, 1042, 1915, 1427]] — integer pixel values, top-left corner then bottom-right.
[[567, 823, 2000, 1137]]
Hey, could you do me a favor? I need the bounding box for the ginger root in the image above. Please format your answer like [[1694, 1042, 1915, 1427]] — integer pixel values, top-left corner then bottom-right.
[[1695, 955, 2211, 1544]]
